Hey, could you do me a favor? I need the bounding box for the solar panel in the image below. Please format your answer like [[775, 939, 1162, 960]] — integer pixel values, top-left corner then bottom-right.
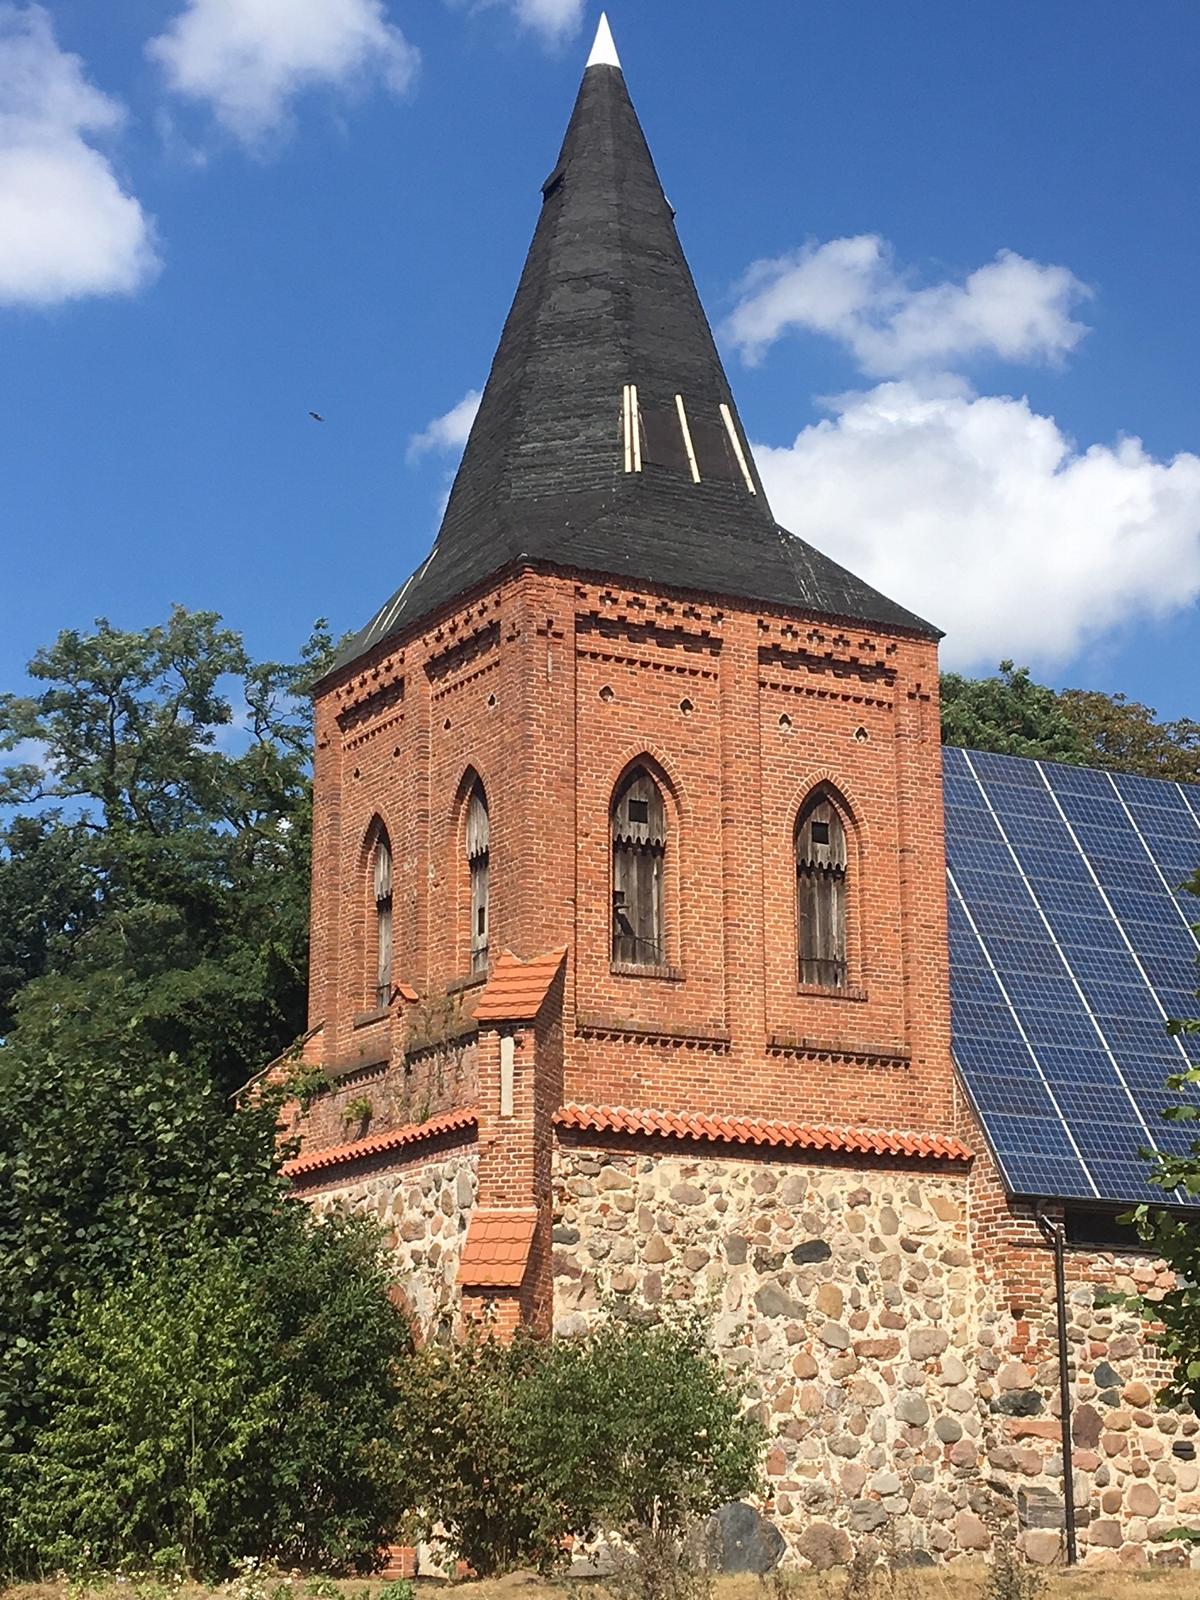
[[943, 746, 1200, 1206]]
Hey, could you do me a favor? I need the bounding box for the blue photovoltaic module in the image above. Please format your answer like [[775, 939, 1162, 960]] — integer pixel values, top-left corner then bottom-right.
[[943, 747, 1200, 1205]]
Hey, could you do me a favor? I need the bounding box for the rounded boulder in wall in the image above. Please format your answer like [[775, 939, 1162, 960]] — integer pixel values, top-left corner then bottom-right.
[[705, 1502, 786, 1573]]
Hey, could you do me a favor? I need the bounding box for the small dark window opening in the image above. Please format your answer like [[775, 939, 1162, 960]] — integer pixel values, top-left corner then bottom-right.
[[373, 833, 393, 1010], [466, 781, 490, 975], [1063, 1206, 1150, 1254], [796, 795, 848, 989], [639, 407, 690, 476], [612, 767, 666, 967]]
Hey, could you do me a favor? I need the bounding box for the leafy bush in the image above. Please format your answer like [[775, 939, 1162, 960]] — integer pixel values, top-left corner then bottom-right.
[[526, 1311, 764, 1539], [393, 1328, 561, 1576], [0, 1026, 295, 1566], [393, 1312, 762, 1577], [10, 1216, 410, 1577]]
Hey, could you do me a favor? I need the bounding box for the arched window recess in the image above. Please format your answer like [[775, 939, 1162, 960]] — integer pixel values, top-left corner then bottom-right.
[[795, 792, 848, 990], [466, 780, 490, 976], [611, 766, 666, 968], [372, 830, 394, 1010]]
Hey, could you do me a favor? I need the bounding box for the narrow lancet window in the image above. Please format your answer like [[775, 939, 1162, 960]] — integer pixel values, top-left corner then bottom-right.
[[373, 833, 393, 1009], [611, 766, 666, 967], [795, 794, 848, 989], [466, 781, 490, 975]]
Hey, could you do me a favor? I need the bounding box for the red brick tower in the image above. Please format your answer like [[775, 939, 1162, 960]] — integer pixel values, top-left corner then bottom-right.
[[291, 20, 959, 1340]]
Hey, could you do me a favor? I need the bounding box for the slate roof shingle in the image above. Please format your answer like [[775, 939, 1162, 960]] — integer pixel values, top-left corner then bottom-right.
[[333, 52, 935, 677]]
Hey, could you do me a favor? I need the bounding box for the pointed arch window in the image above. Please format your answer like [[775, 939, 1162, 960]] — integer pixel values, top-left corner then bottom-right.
[[611, 766, 666, 967], [372, 832, 393, 1009], [795, 794, 848, 989], [466, 781, 490, 975]]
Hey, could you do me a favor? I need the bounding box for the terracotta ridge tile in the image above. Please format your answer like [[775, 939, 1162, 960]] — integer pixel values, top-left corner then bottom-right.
[[552, 1104, 972, 1163], [474, 947, 568, 1023]]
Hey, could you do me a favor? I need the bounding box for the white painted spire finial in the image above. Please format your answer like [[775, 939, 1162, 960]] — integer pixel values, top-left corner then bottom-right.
[[586, 12, 621, 70]]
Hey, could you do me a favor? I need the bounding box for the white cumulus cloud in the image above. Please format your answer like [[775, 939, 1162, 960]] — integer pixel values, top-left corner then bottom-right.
[[755, 381, 1200, 670], [508, 0, 583, 44], [408, 388, 481, 461], [726, 235, 1090, 377], [148, 0, 420, 147], [446, 0, 583, 49], [0, 4, 158, 307]]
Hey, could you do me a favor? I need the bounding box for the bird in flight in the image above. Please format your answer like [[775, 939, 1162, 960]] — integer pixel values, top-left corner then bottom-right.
[[309, 411, 325, 422]]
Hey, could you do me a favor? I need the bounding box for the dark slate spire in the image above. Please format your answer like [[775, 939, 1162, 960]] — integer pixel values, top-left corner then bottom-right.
[[339, 17, 934, 669]]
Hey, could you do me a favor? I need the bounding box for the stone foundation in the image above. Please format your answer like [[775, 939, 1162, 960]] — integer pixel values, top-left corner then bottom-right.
[[552, 1139, 1200, 1569], [305, 1148, 478, 1336], [978, 1271, 1200, 1569]]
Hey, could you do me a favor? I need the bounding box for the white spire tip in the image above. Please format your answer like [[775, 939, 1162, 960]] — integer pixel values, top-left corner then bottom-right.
[[586, 13, 621, 70]]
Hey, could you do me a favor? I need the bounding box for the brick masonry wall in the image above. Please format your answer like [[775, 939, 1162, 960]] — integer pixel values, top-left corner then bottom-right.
[[298, 559, 1198, 1569], [307, 564, 954, 1141], [285, 1033, 477, 1155]]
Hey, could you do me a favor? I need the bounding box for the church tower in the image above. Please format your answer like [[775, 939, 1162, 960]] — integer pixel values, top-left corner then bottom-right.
[[294, 18, 961, 1342]]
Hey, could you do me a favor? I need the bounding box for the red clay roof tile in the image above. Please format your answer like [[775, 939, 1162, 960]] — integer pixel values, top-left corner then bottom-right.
[[474, 948, 567, 1024], [283, 1107, 478, 1180], [553, 1104, 972, 1163], [458, 1208, 538, 1287]]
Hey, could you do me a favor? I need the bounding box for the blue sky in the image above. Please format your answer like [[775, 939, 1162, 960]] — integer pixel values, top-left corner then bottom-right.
[[2, 1, 1199, 717]]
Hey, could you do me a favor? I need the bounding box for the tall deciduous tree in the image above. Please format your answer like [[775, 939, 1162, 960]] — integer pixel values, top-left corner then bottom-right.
[[0, 607, 332, 1085], [1058, 689, 1200, 786], [940, 661, 1087, 763], [941, 661, 1200, 785]]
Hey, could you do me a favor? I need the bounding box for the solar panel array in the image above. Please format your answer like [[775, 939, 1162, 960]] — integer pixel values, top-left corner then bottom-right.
[[943, 747, 1200, 1205]]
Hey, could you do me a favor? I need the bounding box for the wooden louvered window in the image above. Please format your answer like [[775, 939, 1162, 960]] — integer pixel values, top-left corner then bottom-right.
[[795, 795, 848, 989], [611, 767, 666, 967], [466, 782, 490, 976], [373, 833, 393, 1009]]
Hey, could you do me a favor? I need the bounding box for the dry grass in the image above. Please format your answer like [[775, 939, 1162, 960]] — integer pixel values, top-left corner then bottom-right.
[[4, 1569, 1198, 1600]]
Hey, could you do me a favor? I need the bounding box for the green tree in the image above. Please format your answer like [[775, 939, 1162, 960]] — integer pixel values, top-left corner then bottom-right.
[[12, 1221, 409, 1577], [0, 813, 100, 1036], [1130, 864, 1200, 1421], [0, 1023, 291, 1558], [1058, 689, 1200, 786], [939, 661, 1087, 763], [0, 607, 333, 1089], [941, 662, 1200, 785]]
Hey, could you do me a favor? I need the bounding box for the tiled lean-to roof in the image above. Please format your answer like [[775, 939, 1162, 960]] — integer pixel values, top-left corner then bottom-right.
[[282, 1106, 479, 1180], [458, 1208, 539, 1287], [554, 1104, 973, 1162], [474, 947, 567, 1023], [332, 30, 933, 676]]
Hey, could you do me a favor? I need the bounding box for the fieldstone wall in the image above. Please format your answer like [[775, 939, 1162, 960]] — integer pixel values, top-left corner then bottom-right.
[[977, 1265, 1200, 1569], [306, 1149, 478, 1337], [552, 1141, 1200, 1570], [553, 1142, 981, 1564]]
